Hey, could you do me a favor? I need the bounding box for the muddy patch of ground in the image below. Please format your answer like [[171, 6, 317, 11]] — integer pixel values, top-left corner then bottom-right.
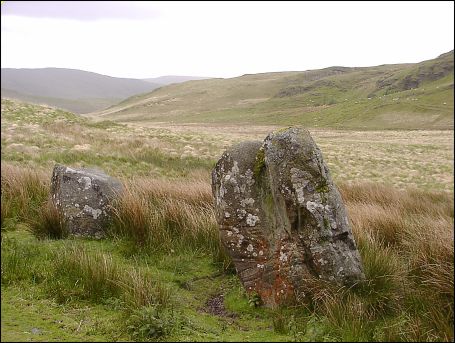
[[200, 294, 237, 318]]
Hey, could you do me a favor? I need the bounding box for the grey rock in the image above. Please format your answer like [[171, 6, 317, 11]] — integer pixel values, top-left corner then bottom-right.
[[50, 164, 123, 238], [212, 127, 364, 307]]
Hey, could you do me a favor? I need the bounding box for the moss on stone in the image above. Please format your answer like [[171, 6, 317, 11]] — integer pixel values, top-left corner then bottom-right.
[[323, 217, 330, 230], [316, 182, 329, 194], [263, 191, 274, 214], [274, 126, 293, 134], [253, 147, 266, 180]]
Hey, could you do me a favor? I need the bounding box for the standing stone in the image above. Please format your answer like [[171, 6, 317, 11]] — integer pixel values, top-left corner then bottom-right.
[[212, 127, 364, 307], [50, 164, 123, 238]]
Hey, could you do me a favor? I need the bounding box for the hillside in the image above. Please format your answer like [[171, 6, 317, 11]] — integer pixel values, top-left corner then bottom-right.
[[91, 51, 454, 130], [143, 75, 212, 85], [1, 68, 162, 113]]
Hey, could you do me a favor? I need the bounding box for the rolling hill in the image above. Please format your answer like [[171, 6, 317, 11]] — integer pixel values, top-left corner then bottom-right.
[[1, 68, 162, 113], [143, 75, 212, 85], [90, 51, 454, 130]]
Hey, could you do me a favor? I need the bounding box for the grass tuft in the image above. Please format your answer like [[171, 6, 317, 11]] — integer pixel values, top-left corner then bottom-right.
[[1, 163, 49, 228], [27, 200, 68, 239], [109, 179, 230, 268], [47, 243, 172, 309]]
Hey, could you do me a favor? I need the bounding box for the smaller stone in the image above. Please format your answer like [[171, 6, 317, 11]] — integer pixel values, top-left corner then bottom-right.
[[50, 164, 123, 238]]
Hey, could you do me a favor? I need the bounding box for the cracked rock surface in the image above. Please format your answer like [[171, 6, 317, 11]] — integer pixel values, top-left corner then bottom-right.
[[51, 164, 123, 238], [212, 128, 364, 307]]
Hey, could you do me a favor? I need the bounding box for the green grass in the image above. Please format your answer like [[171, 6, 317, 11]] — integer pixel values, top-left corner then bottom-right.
[[1, 286, 128, 342], [1, 98, 453, 341], [0, 229, 295, 342]]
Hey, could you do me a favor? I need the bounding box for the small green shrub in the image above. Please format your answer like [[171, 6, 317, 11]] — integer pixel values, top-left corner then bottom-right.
[[248, 292, 262, 308], [126, 305, 180, 340], [272, 312, 290, 334]]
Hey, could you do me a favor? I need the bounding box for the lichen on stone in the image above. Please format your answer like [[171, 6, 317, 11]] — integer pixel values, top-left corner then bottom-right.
[[51, 164, 122, 238], [246, 213, 259, 226]]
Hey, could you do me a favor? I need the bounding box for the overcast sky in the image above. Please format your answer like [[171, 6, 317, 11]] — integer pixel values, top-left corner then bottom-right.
[[1, 1, 454, 79]]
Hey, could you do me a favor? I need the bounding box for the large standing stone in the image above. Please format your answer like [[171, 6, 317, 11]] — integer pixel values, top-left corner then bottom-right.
[[51, 164, 123, 238], [212, 127, 364, 307]]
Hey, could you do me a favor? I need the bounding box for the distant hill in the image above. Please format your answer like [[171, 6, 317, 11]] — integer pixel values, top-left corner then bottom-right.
[[1, 68, 162, 113], [90, 51, 454, 130], [143, 75, 212, 85]]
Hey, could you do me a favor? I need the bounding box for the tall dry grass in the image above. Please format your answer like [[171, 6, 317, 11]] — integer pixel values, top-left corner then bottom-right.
[[2, 165, 453, 340], [109, 178, 222, 261], [337, 181, 454, 341], [1, 163, 67, 239], [1, 163, 49, 228], [338, 182, 453, 292]]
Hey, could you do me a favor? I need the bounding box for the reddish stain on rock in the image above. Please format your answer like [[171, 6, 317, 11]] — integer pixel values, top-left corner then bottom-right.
[[212, 128, 364, 307]]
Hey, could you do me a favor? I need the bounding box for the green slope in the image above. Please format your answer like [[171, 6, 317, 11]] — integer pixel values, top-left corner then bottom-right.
[[143, 75, 213, 85], [91, 51, 454, 129]]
